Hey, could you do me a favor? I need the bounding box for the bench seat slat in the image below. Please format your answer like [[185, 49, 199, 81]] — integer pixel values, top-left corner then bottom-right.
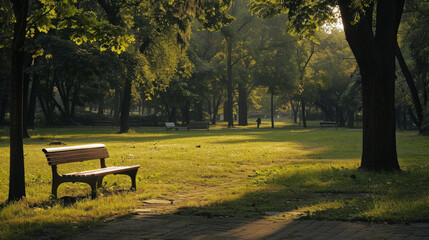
[[44, 148, 109, 165], [46, 150, 109, 161], [48, 154, 110, 165], [43, 144, 106, 153], [63, 165, 140, 177], [45, 148, 108, 157]]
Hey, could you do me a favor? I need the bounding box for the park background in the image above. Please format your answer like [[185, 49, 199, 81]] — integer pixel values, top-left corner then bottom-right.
[[1, 0, 429, 239]]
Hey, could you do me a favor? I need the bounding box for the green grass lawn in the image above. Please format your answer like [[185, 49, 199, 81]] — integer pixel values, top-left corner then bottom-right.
[[0, 121, 428, 239]]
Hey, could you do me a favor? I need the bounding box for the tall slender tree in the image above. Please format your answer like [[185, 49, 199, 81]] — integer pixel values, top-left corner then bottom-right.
[[8, 0, 28, 202]]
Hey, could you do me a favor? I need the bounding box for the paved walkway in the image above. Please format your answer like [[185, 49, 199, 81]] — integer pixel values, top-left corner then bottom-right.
[[70, 209, 429, 240]]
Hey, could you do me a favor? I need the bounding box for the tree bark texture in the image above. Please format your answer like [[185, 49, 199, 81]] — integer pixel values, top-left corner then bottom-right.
[[339, 0, 402, 171], [8, 0, 28, 202]]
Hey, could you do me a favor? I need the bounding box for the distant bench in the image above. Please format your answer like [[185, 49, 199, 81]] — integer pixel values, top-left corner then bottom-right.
[[320, 121, 338, 129], [165, 122, 179, 130], [42, 144, 140, 198], [187, 121, 209, 130]]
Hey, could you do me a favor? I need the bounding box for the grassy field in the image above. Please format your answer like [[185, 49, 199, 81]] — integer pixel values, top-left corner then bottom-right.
[[0, 121, 428, 239]]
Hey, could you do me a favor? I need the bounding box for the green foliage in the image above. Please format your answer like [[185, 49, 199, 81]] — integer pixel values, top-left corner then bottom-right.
[[249, 0, 374, 40], [27, 0, 134, 54], [0, 1, 13, 48], [249, 0, 337, 40]]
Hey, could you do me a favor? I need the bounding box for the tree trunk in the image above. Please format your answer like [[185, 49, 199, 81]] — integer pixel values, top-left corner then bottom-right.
[[119, 77, 132, 133], [290, 100, 298, 123], [8, 0, 29, 202], [238, 82, 248, 126], [301, 98, 307, 128], [395, 42, 423, 132], [226, 36, 234, 128], [339, 0, 402, 171], [223, 101, 229, 122]]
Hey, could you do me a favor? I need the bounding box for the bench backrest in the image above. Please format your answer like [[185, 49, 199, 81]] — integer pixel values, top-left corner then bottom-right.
[[165, 122, 176, 127], [42, 144, 109, 166]]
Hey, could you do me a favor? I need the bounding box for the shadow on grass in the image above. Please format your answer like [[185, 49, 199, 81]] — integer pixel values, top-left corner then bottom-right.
[[174, 167, 429, 225]]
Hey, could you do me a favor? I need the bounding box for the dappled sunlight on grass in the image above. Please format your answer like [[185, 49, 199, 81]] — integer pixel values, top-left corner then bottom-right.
[[0, 125, 428, 238]]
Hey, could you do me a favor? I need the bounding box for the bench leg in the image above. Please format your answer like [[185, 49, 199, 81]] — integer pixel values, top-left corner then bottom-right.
[[52, 181, 59, 198], [127, 169, 138, 191], [97, 176, 105, 189], [89, 180, 98, 199]]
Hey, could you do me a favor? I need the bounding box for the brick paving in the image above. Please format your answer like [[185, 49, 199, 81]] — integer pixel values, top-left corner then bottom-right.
[[69, 212, 429, 240]]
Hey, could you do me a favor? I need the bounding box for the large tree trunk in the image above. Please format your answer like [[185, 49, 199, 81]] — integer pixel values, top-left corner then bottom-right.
[[339, 0, 402, 171], [8, 0, 29, 202], [238, 82, 248, 126], [226, 36, 234, 128], [119, 77, 132, 133]]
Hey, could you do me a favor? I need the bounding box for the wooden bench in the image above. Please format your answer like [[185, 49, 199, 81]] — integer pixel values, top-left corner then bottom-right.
[[320, 121, 338, 129], [42, 144, 140, 198], [165, 122, 179, 130], [187, 121, 209, 130]]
